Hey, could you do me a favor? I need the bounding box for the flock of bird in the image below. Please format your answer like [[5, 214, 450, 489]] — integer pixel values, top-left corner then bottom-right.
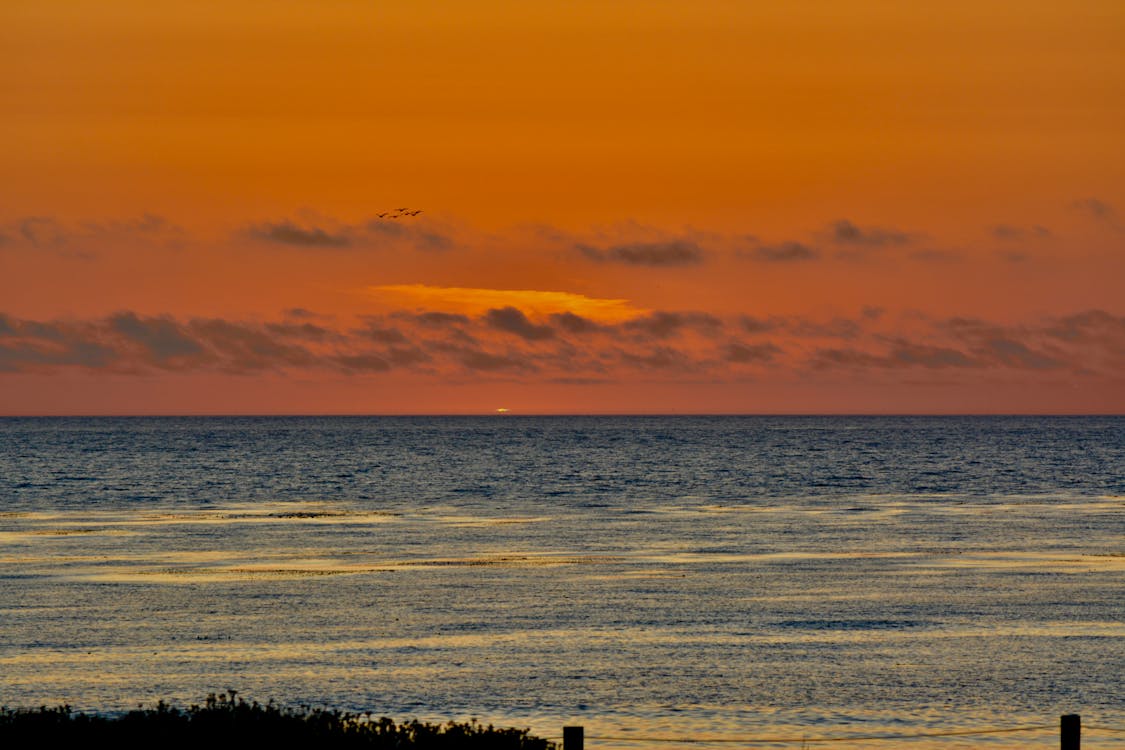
[[374, 208, 423, 219]]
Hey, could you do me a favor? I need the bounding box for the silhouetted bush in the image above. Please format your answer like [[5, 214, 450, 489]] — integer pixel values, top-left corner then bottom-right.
[[0, 692, 556, 750]]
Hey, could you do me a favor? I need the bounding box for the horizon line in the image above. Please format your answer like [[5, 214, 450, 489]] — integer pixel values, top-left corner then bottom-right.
[[2, 412, 1123, 418]]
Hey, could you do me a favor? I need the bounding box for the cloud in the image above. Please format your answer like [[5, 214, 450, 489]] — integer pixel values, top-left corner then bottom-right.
[[830, 219, 914, 248], [982, 338, 1062, 370], [355, 319, 409, 344], [484, 307, 555, 341], [247, 220, 352, 248], [990, 224, 1052, 241], [809, 347, 887, 370], [811, 341, 979, 370], [861, 307, 884, 321], [372, 284, 645, 322], [1044, 309, 1125, 342], [725, 341, 782, 363], [333, 347, 431, 372], [623, 311, 723, 340], [742, 241, 820, 262], [245, 213, 452, 251], [407, 311, 472, 327], [283, 308, 322, 320], [186, 319, 319, 372], [619, 346, 693, 370], [741, 316, 784, 334], [332, 353, 392, 372], [788, 317, 862, 340], [456, 347, 536, 372], [365, 218, 451, 251], [550, 311, 603, 335], [3, 307, 1122, 384], [18, 217, 68, 248], [883, 339, 980, 368], [109, 312, 207, 364], [1071, 197, 1117, 222], [579, 240, 705, 266], [264, 321, 334, 341], [0, 316, 117, 371], [943, 318, 1064, 370], [1, 214, 184, 255]]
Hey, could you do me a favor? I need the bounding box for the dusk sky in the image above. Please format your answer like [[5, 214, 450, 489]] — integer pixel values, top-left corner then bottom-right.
[[3, 1, 1123, 414]]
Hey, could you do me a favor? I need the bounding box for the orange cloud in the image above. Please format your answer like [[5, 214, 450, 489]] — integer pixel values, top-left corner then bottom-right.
[[369, 284, 648, 322]]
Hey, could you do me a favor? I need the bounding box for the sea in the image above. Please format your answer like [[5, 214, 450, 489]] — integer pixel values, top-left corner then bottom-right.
[[1, 416, 1122, 748]]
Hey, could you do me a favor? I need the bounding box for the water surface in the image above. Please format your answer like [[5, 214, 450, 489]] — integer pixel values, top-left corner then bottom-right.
[[2, 416, 1123, 747]]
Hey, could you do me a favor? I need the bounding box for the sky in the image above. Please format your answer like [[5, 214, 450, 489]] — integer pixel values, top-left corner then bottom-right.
[[2, 0, 1124, 414]]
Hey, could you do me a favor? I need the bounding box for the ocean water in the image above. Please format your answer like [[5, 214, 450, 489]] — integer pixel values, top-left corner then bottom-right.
[[1, 416, 1123, 748]]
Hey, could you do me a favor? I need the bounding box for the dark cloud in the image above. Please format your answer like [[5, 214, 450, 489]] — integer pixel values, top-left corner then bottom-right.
[[861, 306, 885, 321], [0, 339, 117, 372], [1044, 309, 1125, 342], [457, 348, 535, 372], [740, 315, 784, 334], [580, 240, 705, 267], [2, 214, 182, 255], [884, 339, 979, 368], [990, 224, 1051, 241], [0, 317, 117, 371], [264, 321, 333, 341], [384, 346, 432, 367], [245, 213, 452, 251], [365, 218, 451, 251], [1071, 198, 1116, 222], [789, 317, 862, 340], [403, 311, 471, 327], [619, 346, 692, 370], [4, 307, 1120, 382], [355, 321, 409, 345], [187, 319, 317, 372], [811, 342, 978, 371], [333, 353, 392, 372], [550, 311, 603, 334], [484, 307, 555, 341], [811, 324, 1053, 371], [624, 311, 723, 339], [247, 220, 351, 248], [809, 348, 886, 370], [943, 318, 1064, 370], [725, 341, 782, 363], [335, 346, 430, 372], [19, 217, 67, 248], [986, 338, 1061, 370], [80, 213, 181, 239], [745, 242, 820, 262], [108, 312, 206, 364], [830, 219, 914, 248]]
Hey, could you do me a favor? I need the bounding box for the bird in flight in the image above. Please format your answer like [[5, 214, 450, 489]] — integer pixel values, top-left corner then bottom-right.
[[373, 208, 424, 220]]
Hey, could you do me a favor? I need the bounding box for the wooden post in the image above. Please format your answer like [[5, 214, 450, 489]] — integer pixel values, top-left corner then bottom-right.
[[1061, 714, 1080, 750], [563, 725, 584, 750]]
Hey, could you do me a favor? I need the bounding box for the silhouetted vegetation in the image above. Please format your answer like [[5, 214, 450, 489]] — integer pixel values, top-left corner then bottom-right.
[[0, 692, 556, 750]]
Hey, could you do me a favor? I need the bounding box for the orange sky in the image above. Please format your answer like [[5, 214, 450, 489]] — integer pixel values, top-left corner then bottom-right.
[[2, 1, 1123, 414]]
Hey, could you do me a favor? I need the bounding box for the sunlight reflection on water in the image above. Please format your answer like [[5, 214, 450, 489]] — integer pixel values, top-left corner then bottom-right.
[[2, 417, 1123, 747]]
